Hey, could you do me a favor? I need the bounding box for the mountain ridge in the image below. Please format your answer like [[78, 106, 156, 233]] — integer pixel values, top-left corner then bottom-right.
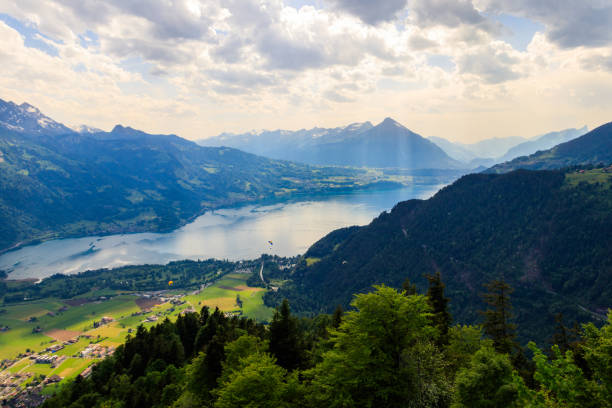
[[200, 117, 463, 170], [487, 122, 612, 173]]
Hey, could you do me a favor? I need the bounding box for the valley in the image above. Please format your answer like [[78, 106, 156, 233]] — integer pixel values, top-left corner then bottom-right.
[[0, 258, 281, 398]]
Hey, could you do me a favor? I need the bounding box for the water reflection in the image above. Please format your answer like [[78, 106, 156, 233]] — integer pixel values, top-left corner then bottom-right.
[[0, 185, 443, 280]]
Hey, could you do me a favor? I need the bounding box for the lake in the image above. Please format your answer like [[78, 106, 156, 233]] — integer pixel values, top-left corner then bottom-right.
[[0, 185, 444, 280]]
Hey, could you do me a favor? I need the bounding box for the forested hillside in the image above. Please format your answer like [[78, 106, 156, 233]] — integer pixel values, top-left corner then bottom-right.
[[266, 168, 612, 343], [0, 125, 396, 252], [39, 286, 612, 408]]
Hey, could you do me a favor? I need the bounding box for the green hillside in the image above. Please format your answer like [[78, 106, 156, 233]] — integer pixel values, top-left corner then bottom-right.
[[266, 168, 612, 343], [488, 121, 612, 173], [0, 126, 406, 252]]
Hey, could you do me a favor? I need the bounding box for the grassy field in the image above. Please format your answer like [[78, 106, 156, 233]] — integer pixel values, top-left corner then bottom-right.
[[185, 273, 274, 322], [565, 168, 612, 187], [1, 271, 273, 396]]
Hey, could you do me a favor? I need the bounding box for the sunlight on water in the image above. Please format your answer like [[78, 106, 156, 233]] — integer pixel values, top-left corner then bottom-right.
[[0, 185, 443, 280]]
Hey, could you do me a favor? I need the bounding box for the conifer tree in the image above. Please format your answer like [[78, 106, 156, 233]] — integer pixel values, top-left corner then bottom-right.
[[331, 305, 343, 329], [268, 299, 303, 371], [480, 279, 517, 355], [426, 272, 452, 347], [551, 313, 571, 353], [402, 277, 418, 295]]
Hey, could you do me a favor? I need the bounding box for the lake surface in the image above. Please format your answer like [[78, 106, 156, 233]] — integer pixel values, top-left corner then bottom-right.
[[1, 185, 444, 280]]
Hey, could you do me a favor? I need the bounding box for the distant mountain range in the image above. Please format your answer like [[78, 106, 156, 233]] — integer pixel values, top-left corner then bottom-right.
[[429, 126, 588, 167], [200, 118, 464, 170], [488, 122, 612, 173], [0, 99, 396, 252], [201, 118, 587, 171]]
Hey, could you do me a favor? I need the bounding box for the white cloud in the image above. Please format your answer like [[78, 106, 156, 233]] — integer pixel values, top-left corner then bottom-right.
[[0, 0, 609, 143]]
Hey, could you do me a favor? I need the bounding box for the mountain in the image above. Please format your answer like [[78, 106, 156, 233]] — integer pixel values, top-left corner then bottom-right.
[[200, 118, 464, 169], [430, 127, 587, 168], [429, 136, 528, 162], [464, 136, 527, 158], [71, 124, 103, 134], [266, 168, 612, 343], [200, 121, 374, 162], [498, 126, 588, 162], [428, 136, 478, 163], [0, 98, 73, 136], [0, 101, 397, 252], [488, 122, 612, 173]]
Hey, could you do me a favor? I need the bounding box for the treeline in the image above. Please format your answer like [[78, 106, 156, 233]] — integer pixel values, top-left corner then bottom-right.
[[42, 277, 611, 408], [1, 259, 237, 303]]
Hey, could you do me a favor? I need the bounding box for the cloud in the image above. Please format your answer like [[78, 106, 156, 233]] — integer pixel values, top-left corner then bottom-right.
[[0, 0, 611, 143], [457, 45, 522, 83], [411, 0, 488, 28], [478, 0, 612, 48], [581, 53, 612, 72], [327, 0, 408, 25]]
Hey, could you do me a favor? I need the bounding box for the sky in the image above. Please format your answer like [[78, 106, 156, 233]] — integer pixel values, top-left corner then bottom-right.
[[0, 0, 611, 143]]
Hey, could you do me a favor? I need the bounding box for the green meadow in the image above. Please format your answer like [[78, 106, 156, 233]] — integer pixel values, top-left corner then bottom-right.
[[1, 273, 273, 366]]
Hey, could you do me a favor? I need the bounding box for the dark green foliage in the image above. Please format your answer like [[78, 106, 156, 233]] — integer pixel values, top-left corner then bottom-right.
[[331, 305, 343, 329], [452, 346, 523, 408], [268, 299, 305, 371], [481, 280, 517, 355], [427, 271, 452, 346], [42, 301, 264, 408], [266, 169, 612, 344], [402, 277, 418, 295], [41, 290, 612, 408]]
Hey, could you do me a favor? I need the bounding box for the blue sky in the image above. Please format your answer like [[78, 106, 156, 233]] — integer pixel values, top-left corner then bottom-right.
[[0, 0, 610, 142]]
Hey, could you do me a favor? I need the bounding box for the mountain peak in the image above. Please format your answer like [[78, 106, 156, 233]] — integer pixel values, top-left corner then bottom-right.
[[379, 117, 403, 128], [0, 99, 73, 135]]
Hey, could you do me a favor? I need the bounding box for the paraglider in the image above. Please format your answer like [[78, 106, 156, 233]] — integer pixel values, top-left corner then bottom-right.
[[168, 280, 174, 286]]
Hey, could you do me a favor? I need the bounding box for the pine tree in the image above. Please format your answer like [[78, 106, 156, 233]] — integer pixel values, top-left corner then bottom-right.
[[426, 272, 452, 347], [551, 313, 570, 353], [331, 305, 343, 329], [402, 277, 418, 295], [268, 299, 303, 371], [480, 279, 517, 355]]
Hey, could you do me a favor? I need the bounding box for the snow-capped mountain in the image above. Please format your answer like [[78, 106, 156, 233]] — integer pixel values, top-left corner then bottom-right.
[[70, 124, 103, 134], [198, 118, 463, 169], [0, 98, 74, 136]]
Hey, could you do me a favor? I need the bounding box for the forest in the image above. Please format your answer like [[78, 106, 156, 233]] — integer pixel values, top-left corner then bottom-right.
[[266, 167, 612, 345], [41, 276, 611, 408]]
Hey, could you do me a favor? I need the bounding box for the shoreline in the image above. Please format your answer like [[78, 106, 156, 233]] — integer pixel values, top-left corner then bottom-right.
[[0, 178, 452, 257]]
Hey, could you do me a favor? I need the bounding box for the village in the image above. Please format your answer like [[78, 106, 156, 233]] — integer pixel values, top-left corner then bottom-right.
[[0, 260, 280, 406]]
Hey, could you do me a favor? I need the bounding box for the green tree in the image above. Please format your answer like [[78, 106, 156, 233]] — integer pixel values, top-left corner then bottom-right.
[[452, 346, 524, 408], [446, 325, 488, 376], [331, 305, 343, 329], [308, 285, 450, 408], [581, 311, 612, 402], [480, 280, 517, 355], [521, 342, 607, 408], [426, 271, 452, 347], [214, 353, 303, 408], [402, 277, 418, 296], [268, 299, 304, 371]]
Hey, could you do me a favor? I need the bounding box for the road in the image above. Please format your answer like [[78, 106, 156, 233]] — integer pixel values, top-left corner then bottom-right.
[[259, 262, 264, 283]]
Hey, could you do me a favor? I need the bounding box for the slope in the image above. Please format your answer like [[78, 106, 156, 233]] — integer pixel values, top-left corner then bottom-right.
[[0, 123, 388, 252], [267, 168, 612, 343], [488, 122, 612, 173]]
